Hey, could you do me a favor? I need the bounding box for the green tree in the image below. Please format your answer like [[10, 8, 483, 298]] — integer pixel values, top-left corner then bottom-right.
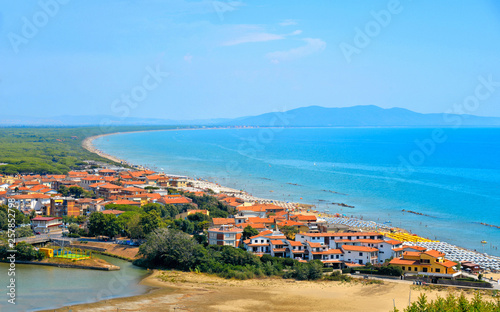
[[88, 212, 120, 238], [280, 225, 299, 240], [88, 212, 105, 236], [68, 223, 80, 234], [138, 228, 202, 270], [0, 210, 7, 230], [127, 214, 145, 239], [58, 185, 69, 196], [15, 226, 34, 238], [68, 186, 84, 198], [140, 210, 162, 235], [0, 242, 43, 261], [102, 214, 121, 238], [242, 225, 259, 240], [307, 260, 324, 280]]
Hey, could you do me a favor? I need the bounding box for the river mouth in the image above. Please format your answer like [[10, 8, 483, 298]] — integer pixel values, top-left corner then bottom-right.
[[0, 255, 149, 312]]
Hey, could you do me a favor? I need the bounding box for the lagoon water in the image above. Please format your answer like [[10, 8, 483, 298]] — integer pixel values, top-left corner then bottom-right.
[[94, 128, 500, 256], [0, 255, 148, 311]]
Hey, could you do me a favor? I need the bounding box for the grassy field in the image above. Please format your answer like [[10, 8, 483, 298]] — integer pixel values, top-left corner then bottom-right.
[[0, 126, 187, 175]]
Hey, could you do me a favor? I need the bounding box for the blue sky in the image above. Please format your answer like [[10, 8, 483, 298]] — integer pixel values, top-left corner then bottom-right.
[[1, 0, 500, 120]]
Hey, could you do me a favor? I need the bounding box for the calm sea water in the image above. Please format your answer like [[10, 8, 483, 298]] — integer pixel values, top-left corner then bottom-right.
[[0, 255, 149, 312], [94, 128, 500, 256]]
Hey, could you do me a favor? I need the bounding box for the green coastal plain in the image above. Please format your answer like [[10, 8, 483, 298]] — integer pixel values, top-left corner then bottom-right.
[[0, 126, 184, 175]]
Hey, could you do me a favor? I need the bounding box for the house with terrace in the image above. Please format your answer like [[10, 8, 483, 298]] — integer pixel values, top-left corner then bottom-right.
[[207, 225, 243, 247], [389, 249, 460, 278]]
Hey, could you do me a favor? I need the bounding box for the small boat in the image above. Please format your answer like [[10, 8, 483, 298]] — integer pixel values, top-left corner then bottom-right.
[[481, 240, 487, 244]]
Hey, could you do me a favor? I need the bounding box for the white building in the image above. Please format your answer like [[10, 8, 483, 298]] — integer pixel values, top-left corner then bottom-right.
[[341, 245, 379, 265]]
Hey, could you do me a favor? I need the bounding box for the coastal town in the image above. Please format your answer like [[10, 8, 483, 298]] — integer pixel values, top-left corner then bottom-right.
[[2, 158, 500, 291]]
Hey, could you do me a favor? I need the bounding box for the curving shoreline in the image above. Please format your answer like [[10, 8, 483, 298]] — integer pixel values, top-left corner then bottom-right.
[[82, 129, 175, 165], [81, 127, 231, 166]]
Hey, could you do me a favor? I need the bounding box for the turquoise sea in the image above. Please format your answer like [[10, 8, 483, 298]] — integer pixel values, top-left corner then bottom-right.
[[93, 128, 500, 256]]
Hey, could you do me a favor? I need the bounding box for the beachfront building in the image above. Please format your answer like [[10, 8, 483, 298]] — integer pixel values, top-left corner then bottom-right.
[[356, 239, 403, 263], [287, 240, 307, 260], [236, 205, 267, 218], [389, 250, 460, 277], [341, 245, 379, 265], [242, 230, 287, 256], [207, 225, 243, 247], [296, 232, 384, 250], [31, 216, 63, 234]]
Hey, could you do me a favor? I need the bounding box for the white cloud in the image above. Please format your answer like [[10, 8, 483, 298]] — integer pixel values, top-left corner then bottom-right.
[[183, 54, 193, 62], [266, 38, 326, 63], [290, 30, 302, 36], [222, 33, 284, 46], [279, 19, 297, 26]]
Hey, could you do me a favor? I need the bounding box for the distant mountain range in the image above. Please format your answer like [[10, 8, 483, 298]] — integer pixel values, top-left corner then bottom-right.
[[2, 105, 500, 127]]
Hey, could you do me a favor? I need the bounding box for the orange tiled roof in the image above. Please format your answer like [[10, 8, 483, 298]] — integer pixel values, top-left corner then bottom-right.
[[438, 260, 457, 268], [249, 230, 273, 239], [270, 240, 285, 245], [161, 196, 192, 205], [390, 258, 420, 266], [213, 218, 236, 225], [403, 251, 422, 257], [424, 250, 445, 258], [277, 220, 305, 227], [307, 241, 323, 248], [384, 239, 403, 245], [111, 199, 140, 205]]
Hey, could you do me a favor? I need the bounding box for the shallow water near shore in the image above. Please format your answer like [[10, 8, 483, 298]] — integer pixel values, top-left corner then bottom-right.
[[94, 127, 500, 256], [0, 255, 149, 312]]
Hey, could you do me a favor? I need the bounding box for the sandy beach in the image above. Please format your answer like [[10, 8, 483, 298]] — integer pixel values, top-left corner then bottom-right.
[[46, 269, 494, 312]]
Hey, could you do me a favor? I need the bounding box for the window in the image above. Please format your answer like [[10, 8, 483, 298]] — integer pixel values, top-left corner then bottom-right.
[[414, 267, 417, 271], [402, 266, 405, 270], [436, 268, 440, 273], [359, 252, 363, 256], [423, 268, 428, 272]]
